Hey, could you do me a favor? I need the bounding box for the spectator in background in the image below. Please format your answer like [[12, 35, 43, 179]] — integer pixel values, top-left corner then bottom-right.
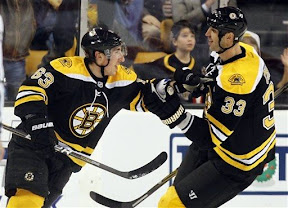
[[172, 0, 216, 27], [142, 0, 173, 51], [163, 0, 173, 18], [133, 20, 203, 103], [172, 0, 237, 27], [0, 0, 36, 102], [88, 0, 144, 65], [113, 0, 144, 47], [90, 0, 136, 31], [0, 15, 5, 161], [172, 0, 237, 68], [111, 0, 146, 65], [278, 48, 288, 90], [241, 31, 261, 54], [241, 31, 288, 103], [31, 0, 79, 68], [90, 0, 115, 29]]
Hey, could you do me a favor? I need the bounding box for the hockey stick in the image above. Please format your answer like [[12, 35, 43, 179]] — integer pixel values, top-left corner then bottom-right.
[[2, 123, 167, 179], [275, 82, 288, 99], [90, 168, 178, 208]]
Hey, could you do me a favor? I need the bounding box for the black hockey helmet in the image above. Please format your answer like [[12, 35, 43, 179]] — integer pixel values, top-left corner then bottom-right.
[[81, 27, 127, 60], [207, 7, 247, 42]]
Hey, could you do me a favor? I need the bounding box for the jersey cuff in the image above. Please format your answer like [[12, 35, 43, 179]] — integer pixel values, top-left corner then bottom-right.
[[201, 4, 210, 14], [177, 112, 194, 133]]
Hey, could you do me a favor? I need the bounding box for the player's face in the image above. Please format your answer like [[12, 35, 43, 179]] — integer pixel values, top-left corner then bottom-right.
[[104, 45, 125, 76], [173, 28, 196, 52], [205, 27, 221, 51], [206, 27, 235, 52]]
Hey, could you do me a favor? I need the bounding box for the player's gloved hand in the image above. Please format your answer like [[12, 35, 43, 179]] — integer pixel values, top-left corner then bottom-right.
[[189, 61, 218, 97], [174, 67, 201, 86], [23, 115, 58, 158], [174, 67, 214, 93], [190, 83, 209, 98], [143, 79, 187, 129]]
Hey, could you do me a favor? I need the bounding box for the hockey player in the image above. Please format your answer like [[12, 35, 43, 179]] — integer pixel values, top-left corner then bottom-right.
[[4, 27, 148, 207], [143, 7, 276, 207]]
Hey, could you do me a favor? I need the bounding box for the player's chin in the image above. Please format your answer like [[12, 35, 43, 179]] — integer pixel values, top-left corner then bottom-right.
[[208, 43, 216, 51]]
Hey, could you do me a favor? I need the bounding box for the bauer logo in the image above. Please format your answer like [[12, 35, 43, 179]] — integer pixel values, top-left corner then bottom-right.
[[169, 133, 288, 195]]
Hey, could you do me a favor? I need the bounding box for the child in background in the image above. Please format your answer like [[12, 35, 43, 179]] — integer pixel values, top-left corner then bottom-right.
[[133, 19, 203, 103]]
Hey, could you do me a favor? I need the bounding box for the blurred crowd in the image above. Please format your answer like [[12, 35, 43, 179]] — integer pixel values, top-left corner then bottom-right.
[[0, 0, 287, 104], [0, 0, 79, 102]]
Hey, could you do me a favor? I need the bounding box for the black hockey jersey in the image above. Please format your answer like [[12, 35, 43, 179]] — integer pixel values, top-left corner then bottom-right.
[[14, 56, 146, 166], [184, 43, 276, 172]]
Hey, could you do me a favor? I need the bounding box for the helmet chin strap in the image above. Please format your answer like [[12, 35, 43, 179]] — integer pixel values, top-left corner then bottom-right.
[[95, 59, 110, 78], [217, 35, 236, 54]]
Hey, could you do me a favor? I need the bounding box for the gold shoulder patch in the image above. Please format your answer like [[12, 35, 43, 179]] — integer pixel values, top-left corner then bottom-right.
[[122, 66, 133, 74], [228, 74, 245, 85], [219, 44, 263, 94], [58, 58, 72, 68], [50, 57, 90, 78], [117, 65, 137, 79]]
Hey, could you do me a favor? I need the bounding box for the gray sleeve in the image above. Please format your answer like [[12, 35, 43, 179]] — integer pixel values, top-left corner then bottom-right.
[[172, 0, 206, 25], [228, 0, 238, 7]]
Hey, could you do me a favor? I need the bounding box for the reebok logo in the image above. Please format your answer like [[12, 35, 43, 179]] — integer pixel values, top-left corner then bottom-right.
[[32, 122, 53, 131], [189, 190, 198, 200]]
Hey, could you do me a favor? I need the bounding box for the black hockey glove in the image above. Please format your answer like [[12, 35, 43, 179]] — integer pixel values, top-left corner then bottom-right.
[[143, 79, 187, 129], [190, 60, 218, 97], [174, 67, 214, 93], [23, 115, 58, 158]]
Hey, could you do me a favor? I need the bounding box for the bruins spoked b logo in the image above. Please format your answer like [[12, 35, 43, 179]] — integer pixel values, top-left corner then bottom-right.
[[69, 104, 107, 138], [24, 172, 34, 182]]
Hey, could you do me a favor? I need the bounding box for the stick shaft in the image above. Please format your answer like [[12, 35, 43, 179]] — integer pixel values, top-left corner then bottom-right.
[[275, 82, 288, 99], [2, 123, 166, 179]]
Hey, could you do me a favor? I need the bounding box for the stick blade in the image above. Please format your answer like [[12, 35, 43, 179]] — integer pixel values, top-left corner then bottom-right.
[[90, 191, 133, 208], [127, 151, 167, 179], [90, 169, 178, 208]]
